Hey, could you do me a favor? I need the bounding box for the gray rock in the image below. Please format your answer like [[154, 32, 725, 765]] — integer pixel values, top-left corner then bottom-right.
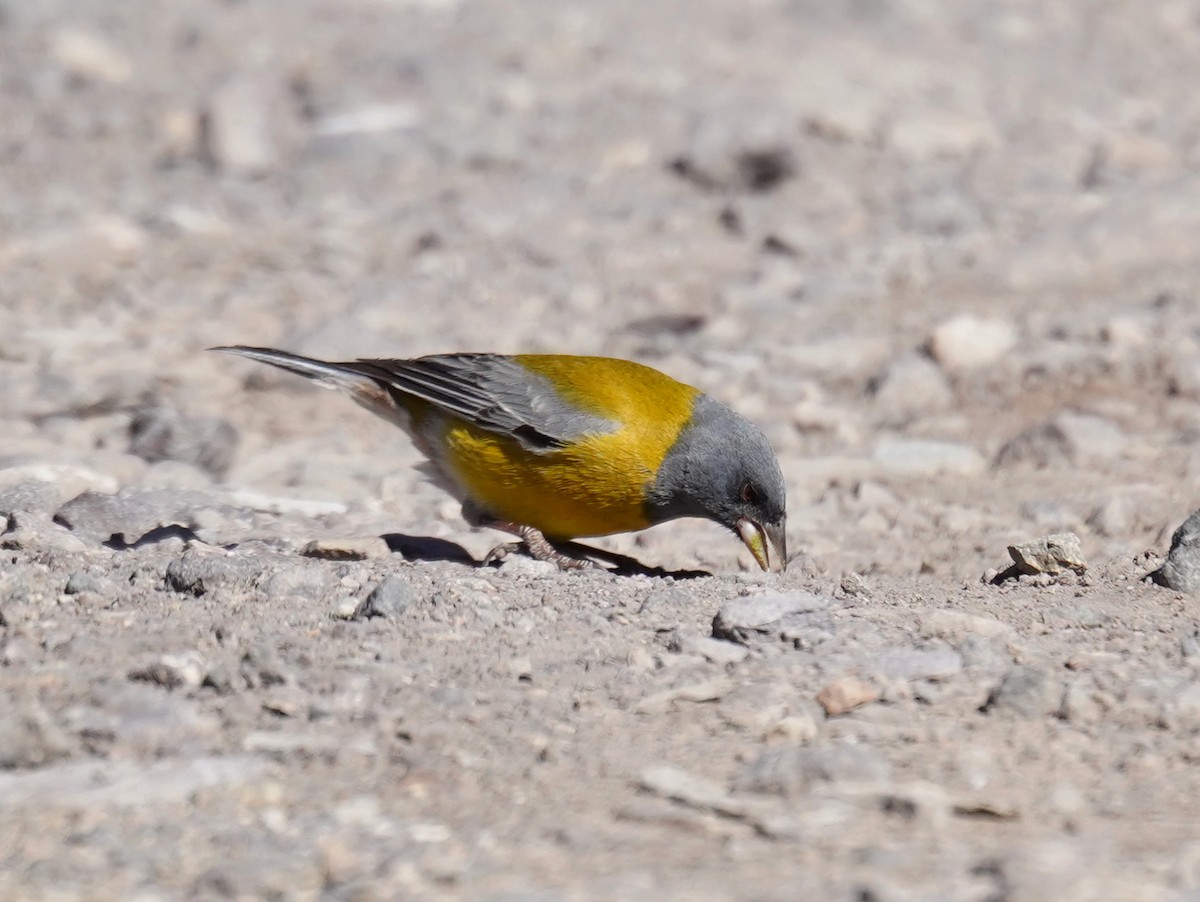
[[55, 488, 216, 545], [768, 711, 821, 745], [239, 643, 290, 689], [128, 651, 208, 690], [994, 837, 1148, 902], [712, 592, 835, 643], [983, 665, 1061, 718], [669, 111, 797, 194], [0, 635, 34, 664], [1055, 413, 1128, 459], [64, 570, 101, 595], [362, 576, 417, 619], [676, 634, 749, 666], [1165, 682, 1200, 732], [1059, 680, 1104, 724], [636, 763, 781, 832], [140, 460, 216, 491], [495, 553, 561, 577], [1019, 499, 1082, 531], [734, 743, 892, 797], [165, 550, 261, 597], [872, 438, 986, 477], [260, 687, 312, 719], [242, 729, 377, 760], [0, 481, 61, 517], [1043, 605, 1110, 630], [1, 510, 91, 554], [871, 646, 964, 682], [68, 684, 219, 757], [633, 677, 736, 714], [262, 562, 337, 601], [1087, 496, 1132, 538], [776, 336, 893, 379], [636, 585, 694, 628], [0, 704, 75, 769], [956, 636, 1014, 674], [919, 610, 1012, 641], [1152, 509, 1200, 593], [995, 412, 1127, 469], [128, 405, 238, 478], [867, 353, 953, 421], [717, 683, 793, 733], [0, 756, 268, 810]]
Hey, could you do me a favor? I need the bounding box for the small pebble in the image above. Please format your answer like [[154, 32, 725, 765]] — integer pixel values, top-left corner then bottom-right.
[[712, 592, 834, 643], [361, 576, 417, 619], [63, 571, 101, 596], [128, 651, 208, 690], [302, 537, 391, 561], [332, 598, 365, 621], [928, 314, 1017, 371], [1006, 532, 1087, 576], [816, 676, 879, 716], [677, 634, 750, 666], [983, 665, 1061, 718]]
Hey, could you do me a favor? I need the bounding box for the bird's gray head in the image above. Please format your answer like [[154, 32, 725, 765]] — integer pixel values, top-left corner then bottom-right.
[[646, 394, 787, 571]]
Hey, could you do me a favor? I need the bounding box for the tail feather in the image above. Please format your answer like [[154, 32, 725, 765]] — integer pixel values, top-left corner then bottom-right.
[[209, 345, 361, 390], [210, 345, 409, 429]]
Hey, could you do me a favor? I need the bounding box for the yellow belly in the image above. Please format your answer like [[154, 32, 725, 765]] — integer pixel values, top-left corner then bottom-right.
[[436, 356, 700, 539]]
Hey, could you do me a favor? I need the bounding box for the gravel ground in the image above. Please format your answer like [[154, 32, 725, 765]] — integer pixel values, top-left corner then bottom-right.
[[4, 1, 1200, 899]]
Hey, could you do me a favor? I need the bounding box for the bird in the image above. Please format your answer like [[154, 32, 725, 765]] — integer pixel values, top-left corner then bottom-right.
[[211, 346, 787, 572]]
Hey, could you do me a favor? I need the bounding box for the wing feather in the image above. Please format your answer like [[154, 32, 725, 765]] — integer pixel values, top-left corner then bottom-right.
[[213, 348, 616, 451]]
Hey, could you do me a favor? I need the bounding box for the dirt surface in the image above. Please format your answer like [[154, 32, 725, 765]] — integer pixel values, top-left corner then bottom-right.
[[4, 1, 1200, 899]]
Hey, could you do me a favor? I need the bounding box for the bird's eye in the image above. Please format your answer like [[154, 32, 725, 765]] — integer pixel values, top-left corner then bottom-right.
[[740, 482, 759, 504]]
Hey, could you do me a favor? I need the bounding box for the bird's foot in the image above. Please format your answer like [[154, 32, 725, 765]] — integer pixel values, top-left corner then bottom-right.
[[482, 524, 599, 571], [481, 541, 521, 567]]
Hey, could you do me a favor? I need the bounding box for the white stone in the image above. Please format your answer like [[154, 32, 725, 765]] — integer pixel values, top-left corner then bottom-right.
[[873, 438, 986, 476], [929, 315, 1017, 371]]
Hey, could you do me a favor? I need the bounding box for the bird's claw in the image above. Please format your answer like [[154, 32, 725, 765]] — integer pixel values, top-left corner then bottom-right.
[[482, 526, 600, 571], [482, 541, 521, 567]]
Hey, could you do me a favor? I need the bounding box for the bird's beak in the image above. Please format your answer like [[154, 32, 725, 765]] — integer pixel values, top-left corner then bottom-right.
[[736, 518, 788, 572]]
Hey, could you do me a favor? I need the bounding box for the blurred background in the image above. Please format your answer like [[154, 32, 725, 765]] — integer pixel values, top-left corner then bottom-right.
[[2, 0, 1199, 572]]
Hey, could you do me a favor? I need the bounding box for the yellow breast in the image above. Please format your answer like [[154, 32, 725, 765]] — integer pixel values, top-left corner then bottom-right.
[[437, 356, 699, 539]]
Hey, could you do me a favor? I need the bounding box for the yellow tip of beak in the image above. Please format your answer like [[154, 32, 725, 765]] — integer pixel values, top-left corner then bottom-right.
[[736, 518, 788, 572]]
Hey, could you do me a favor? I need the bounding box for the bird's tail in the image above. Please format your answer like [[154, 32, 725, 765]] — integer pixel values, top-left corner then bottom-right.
[[210, 346, 363, 387], [210, 345, 408, 427]]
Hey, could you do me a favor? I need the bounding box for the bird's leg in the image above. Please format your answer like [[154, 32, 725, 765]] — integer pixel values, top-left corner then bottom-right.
[[519, 525, 600, 570], [483, 523, 599, 570], [463, 503, 598, 570]]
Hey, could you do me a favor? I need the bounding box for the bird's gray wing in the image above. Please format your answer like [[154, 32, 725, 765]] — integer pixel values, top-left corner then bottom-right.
[[344, 355, 617, 450], [212, 347, 617, 451]]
